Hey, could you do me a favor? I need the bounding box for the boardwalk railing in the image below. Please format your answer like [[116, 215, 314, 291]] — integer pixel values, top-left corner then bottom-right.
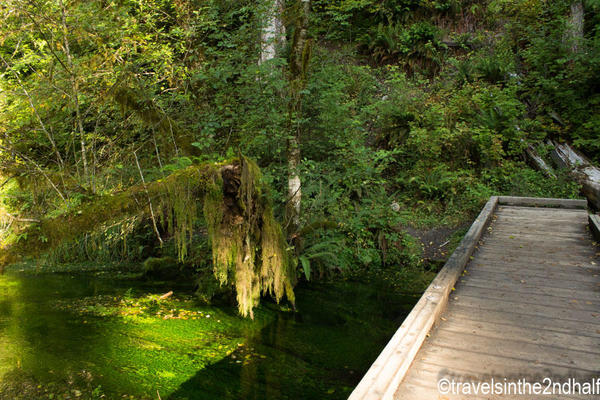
[[349, 196, 589, 400]]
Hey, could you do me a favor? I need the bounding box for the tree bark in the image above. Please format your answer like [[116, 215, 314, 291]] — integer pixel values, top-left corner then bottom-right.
[[548, 140, 600, 209], [525, 145, 556, 178], [566, 0, 584, 53], [259, 0, 285, 64], [286, 0, 311, 237]]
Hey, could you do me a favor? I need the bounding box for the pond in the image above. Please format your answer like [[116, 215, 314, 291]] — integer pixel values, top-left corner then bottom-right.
[[0, 269, 416, 399]]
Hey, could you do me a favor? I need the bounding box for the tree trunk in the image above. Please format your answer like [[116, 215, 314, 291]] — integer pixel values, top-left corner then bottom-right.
[[566, 0, 584, 53], [287, 133, 301, 233], [525, 145, 556, 178], [286, 0, 311, 237], [548, 140, 600, 209], [59, 0, 89, 186], [259, 0, 285, 64]]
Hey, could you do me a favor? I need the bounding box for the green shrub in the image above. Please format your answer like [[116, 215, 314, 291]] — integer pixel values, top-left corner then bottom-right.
[[362, 22, 447, 74], [142, 256, 180, 280]]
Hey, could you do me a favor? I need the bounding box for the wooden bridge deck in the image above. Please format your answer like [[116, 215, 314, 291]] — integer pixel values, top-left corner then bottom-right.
[[351, 197, 600, 400]]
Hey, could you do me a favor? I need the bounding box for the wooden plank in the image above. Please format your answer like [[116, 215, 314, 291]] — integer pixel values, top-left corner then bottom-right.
[[487, 231, 593, 242], [492, 213, 586, 225], [427, 330, 600, 371], [498, 205, 588, 214], [411, 348, 600, 382], [348, 196, 499, 400], [474, 248, 598, 261], [479, 239, 595, 251], [394, 382, 449, 400], [433, 316, 600, 353], [449, 304, 600, 338], [496, 206, 588, 215], [493, 210, 587, 218], [487, 221, 588, 234], [488, 230, 592, 240], [402, 361, 599, 400], [456, 281, 600, 309], [497, 196, 588, 209], [449, 295, 600, 324], [490, 213, 589, 223], [473, 253, 599, 269], [458, 276, 600, 302], [494, 210, 588, 220], [465, 264, 599, 285], [459, 273, 600, 293], [399, 362, 597, 400], [414, 340, 600, 376], [590, 214, 600, 241]]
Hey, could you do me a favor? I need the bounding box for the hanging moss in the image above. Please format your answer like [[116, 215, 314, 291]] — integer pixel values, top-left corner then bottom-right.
[[260, 203, 296, 306], [0, 158, 295, 318], [202, 158, 295, 318], [159, 169, 202, 261]]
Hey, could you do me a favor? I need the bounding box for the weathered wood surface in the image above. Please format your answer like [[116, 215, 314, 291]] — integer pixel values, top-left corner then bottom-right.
[[525, 145, 556, 178], [590, 214, 600, 241], [393, 204, 600, 399], [549, 140, 600, 210], [348, 197, 499, 400], [498, 195, 588, 209]]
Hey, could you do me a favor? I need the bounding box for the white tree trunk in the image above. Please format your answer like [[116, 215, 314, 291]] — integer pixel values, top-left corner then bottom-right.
[[259, 0, 285, 64], [285, 0, 311, 236], [287, 134, 301, 232]]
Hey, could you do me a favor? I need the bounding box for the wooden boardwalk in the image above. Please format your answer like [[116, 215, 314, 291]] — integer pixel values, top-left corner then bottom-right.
[[351, 197, 600, 400]]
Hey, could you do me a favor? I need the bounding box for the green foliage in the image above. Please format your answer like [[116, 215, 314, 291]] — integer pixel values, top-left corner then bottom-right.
[[362, 22, 447, 74], [0, 0, 597, 321], [142, 256, 180, 280], [482, 163, 581, 199]]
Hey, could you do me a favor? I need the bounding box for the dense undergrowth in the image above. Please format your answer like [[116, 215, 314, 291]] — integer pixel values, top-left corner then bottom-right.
[[0, 0, 596, 312]]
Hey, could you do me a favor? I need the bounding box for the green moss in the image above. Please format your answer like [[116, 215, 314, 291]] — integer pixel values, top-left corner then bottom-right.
[[203, 158, 295, 318]]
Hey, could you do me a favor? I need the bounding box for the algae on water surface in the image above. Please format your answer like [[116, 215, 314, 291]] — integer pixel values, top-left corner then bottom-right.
[[0, 270, 415, 400]]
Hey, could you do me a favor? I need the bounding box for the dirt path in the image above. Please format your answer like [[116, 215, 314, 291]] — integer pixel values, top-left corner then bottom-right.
[[405, 224, 469, 263]]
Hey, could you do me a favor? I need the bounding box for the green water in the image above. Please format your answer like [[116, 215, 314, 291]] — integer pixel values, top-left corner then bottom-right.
[[0, 270, 416, 400]]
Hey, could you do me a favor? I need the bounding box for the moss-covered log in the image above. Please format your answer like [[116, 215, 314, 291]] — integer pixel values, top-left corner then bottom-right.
[[0, 158, 295, 317]]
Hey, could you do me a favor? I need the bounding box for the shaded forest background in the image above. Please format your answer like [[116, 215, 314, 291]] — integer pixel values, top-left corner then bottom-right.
[[0, 0, 598, 302]]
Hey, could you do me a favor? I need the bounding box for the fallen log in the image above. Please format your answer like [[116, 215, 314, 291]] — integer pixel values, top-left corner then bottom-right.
[[0, 157, 295, 317], [549, 140, 600, 209], [525, 144, 556, 178]]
